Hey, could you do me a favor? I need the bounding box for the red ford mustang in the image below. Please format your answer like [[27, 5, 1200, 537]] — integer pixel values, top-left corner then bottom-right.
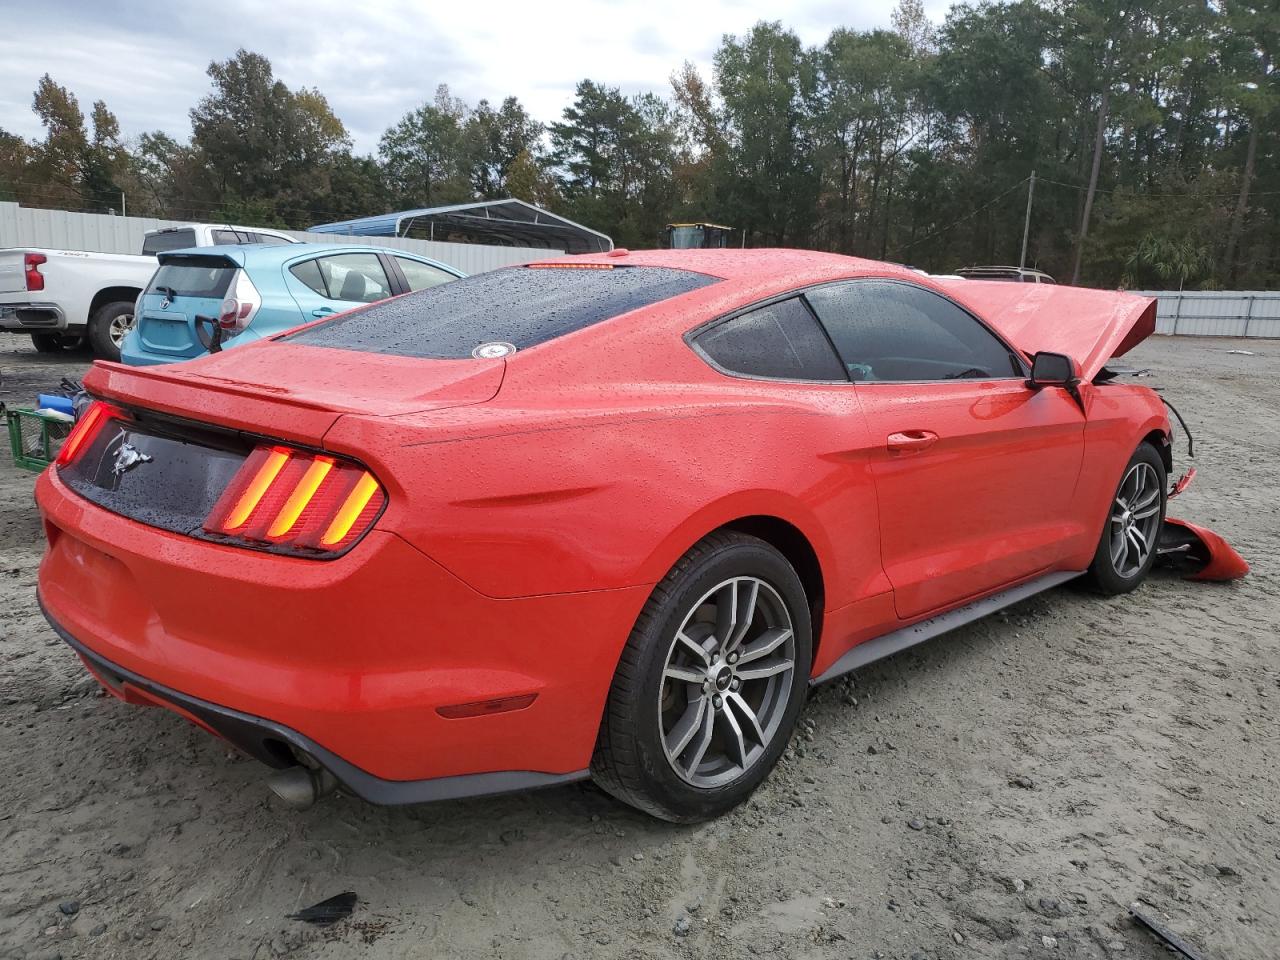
[[35, 249, 1246, 822]]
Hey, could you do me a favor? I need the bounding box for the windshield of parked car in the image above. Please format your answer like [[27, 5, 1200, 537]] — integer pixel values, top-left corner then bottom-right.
[[283, 264, 719, 359], [142, 229, 197, 256]]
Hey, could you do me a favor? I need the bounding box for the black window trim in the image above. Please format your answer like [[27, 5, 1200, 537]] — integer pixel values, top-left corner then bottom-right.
[[686, 291, 853, 385], [801, 276, 1030, 385]]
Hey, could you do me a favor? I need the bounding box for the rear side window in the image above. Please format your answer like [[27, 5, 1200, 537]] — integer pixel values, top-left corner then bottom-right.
[[142, 229, 196, 256], [251, 232, 293, 245], [212, 229, 253, 245], [395, 256, 456, 291], [694, 298, 846, 381], [147, 257, 236, 299], [289, 259, 327, 296], [805, 280, 1021, 382], [284, 265, 719, 359]]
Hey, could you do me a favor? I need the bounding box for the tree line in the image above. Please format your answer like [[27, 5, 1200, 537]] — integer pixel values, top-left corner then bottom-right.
[[0, 0, 1275, 289]]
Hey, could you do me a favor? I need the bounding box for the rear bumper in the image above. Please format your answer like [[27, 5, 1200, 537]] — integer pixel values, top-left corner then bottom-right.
[[41, 599, 586, 805], [121, 326, 267, 366], [35, 466, 647, 789], [0, 301, 70, 331]]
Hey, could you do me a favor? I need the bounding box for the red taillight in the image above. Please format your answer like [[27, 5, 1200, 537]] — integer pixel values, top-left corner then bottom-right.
[[55, 400, 127, 466], [25, 253, 46, 291], [203, 444, 385, 555], [218, 297, 253, 331]]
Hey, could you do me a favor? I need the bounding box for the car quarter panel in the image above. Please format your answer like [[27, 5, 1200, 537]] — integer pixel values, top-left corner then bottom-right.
[[323, 383, 892, 609]]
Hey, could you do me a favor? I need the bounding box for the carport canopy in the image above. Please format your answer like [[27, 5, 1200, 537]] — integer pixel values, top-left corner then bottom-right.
[[309, 199, 613, 254]]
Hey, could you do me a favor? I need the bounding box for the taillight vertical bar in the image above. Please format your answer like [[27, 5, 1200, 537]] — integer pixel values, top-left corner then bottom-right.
[[320, 472, 381, 546], [223, 447, 292, 530], [267, 457, 334, 538], [55, 401, 122, 466]]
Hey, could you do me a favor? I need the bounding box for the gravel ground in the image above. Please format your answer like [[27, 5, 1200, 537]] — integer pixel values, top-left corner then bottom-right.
[[0, 334, 1275, 960]]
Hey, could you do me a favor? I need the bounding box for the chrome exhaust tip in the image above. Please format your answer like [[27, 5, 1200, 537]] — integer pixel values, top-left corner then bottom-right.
[[266, 766, 337, 809]]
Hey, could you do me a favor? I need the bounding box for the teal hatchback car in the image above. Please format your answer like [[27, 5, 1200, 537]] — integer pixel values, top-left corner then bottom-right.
[[122, 243, 463, 365]]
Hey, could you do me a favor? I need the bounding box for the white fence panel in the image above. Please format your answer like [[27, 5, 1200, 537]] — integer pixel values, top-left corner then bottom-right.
[[1134, 290, 1280, 338], [0, 202, 558, 274]]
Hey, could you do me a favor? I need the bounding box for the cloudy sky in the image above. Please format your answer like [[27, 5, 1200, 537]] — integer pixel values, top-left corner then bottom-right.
[[0, 0, 951, 154]]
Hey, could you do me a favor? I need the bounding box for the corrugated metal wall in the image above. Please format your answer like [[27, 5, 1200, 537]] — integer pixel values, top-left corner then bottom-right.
[[1133, 290, 1280, 338], [0, 202, 560, 274]]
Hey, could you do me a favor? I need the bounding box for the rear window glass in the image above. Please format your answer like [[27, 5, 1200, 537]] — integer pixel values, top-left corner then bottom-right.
[[147, 257, 236, 299], [284, 265, 719, 359], [142, 229, 196, 256]]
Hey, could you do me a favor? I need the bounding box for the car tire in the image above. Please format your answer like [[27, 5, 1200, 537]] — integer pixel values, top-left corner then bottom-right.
[[591, 531, 812, 822], [87, 301, 136, 361], [1084, 441, 1166, 595], [30, 333, 67, 353]]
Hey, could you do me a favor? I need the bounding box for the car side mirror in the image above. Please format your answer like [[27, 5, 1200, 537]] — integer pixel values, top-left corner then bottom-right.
[[1027, 351, 1084, 412], [1027, 351, 1077, 389]]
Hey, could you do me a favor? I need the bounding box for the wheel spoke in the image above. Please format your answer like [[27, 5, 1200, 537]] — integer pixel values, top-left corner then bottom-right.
[[737, 627, 792, 664], [664, 663, 705, 684], [683, 701, 716, 776], [713, 580, 738, 650], [674, 630, 711, 666], [725, 579, 759, 653], [1132, 487, 1159, 512], [1110, 529, 1125, 566], [719, 704, 749, 769], [666, 695, 708, 760], [735, 657, 792, 682], [726, 692, 766, 746]]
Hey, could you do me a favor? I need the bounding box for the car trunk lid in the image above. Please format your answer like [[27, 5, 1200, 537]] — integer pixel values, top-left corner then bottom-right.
[[0, 250, 32, 294], [135, 252, 243, 360], [938, 280, 1157, 381], [84, 344, 505, 447]]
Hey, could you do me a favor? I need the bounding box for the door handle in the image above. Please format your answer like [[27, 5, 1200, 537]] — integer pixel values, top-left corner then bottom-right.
[[886, 430, 939, 455], [311, 307, 335, 318]]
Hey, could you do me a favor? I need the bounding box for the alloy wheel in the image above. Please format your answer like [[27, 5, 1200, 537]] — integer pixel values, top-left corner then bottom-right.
[[1109, 461, 1162, 578], [109, 312, 136, 347], [659, 576, 796, 788]]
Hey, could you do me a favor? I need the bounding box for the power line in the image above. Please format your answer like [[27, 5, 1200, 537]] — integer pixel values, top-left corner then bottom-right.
[[891, 177, 1031, 257], [1035, 175, 1280, 199]]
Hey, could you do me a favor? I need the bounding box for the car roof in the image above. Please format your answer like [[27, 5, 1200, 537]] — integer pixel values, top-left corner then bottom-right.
[[528, 248, 919, 286], [157, 242, 458, 269]]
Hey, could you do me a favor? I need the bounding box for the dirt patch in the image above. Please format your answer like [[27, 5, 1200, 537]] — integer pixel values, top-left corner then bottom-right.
[[1, 335, 1276, 959]]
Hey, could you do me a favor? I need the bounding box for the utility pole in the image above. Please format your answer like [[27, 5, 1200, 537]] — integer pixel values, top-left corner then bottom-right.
[[1019, 170, 1035, 270]]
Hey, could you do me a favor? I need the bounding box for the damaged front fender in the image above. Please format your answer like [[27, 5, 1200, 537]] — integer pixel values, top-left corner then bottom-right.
[[1158, 517, 1250, 582]]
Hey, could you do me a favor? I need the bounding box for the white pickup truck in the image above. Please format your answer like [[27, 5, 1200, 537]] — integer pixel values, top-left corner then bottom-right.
[[0, 223, 297, 361]]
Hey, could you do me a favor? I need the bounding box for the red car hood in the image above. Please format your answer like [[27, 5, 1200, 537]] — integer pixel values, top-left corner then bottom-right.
[[938, 281, 1157, 381], [85, 344, 505, 446]]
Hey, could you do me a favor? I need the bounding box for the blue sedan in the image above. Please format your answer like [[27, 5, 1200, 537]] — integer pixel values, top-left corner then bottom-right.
[[122, 243, 463, 365]]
